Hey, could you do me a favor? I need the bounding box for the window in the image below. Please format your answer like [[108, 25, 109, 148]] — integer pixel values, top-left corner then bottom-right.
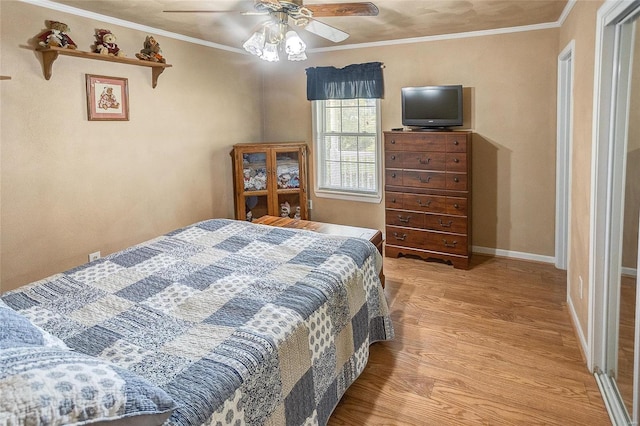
[[312, 98, 382, 203]]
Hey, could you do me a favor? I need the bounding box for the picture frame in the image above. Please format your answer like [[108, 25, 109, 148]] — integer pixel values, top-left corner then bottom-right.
[[86, 74, 129, 121]]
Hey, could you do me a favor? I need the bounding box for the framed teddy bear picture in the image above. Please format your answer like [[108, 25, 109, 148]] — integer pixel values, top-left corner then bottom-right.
[[85, 74, 129, 121]]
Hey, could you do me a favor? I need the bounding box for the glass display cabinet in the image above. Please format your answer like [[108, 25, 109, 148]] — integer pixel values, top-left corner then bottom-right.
[[231, 142, 308, 221]]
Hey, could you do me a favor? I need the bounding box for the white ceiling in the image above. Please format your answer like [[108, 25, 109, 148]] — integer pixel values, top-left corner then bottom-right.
[[46, 0, 570, 52]]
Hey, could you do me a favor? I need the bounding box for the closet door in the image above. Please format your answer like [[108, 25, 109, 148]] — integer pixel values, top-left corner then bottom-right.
[[592, 2, 640, 424]]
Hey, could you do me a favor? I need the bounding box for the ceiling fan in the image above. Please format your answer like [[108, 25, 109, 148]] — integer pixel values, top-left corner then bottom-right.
[[164, 1, 379, 61]]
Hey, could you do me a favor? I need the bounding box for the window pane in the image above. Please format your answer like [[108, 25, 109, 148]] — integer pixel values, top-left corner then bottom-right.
[[358, 137, 376, 163], [358, 162, 376, 190], [359, 107, 377, 133], [341, 107, 359, 133], [342, 99, 358, 107], [325, 107, 342, 132], [323, 136, 341, 161], [340, 136, 359, 162], [325, 160, 341, 187], [359, 98, 376, 107], [341, 162, 358, 189]]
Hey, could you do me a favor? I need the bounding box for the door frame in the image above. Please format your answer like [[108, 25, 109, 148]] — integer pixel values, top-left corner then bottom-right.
[[556, 40, 575, 271]]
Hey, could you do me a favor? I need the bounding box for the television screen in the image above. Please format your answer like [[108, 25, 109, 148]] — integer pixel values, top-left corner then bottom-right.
[[401, 85, 463, 129]]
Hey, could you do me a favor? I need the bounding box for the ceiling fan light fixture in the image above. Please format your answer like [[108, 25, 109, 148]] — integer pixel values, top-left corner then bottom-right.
[[287, 51, 307, 61], [260, 42, 280, 62], [243, 29, 266, 56], [285, 30, 306, 55]]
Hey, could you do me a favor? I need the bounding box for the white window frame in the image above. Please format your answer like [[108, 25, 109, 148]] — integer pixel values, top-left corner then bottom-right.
[[311, 99, 382, 203]]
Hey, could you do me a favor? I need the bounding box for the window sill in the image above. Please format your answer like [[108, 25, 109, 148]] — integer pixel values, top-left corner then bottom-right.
[[314, 188, 382, 204]]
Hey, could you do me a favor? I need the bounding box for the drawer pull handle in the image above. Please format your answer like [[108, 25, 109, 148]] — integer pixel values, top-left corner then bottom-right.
[[443, 239, 458, 248], [391, 155, 396, 160], [418, 157, 431, 164], [397, 215, 411, 223], [417, 199, 431, 207], [391, 173, 397, 178], [453, 158, 460, 163], [439, 219, 453, 228], [393, 232, 407, 241], [419, 176, 431, 183], [453, 203, 459, 209], [391, 139, 396, 144], [453, 140, 459, 146], [391, 198, 396, 203], [453, 177, 460, 183]]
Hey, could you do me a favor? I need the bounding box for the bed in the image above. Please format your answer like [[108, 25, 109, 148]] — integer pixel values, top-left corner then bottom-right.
[[0, 218, 393, 426]]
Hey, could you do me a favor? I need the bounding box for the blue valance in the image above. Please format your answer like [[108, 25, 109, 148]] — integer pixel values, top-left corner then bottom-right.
[[306, 62, 384, 100]]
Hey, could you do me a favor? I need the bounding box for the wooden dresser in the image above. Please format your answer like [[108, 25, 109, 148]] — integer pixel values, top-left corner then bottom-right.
[[384, 130, 472, 269]]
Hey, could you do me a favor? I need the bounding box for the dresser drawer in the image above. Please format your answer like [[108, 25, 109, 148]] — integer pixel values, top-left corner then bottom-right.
[[403, 152, 446, 170], [385, 133, 447, 152], [446, 153, 467, 172], [385, 191, 404, 209], [446, 197, 467, 215], [385, 169, 403, 186], [386, 209, 424, 228], [403, 171, 446, 189], [424, 214, 467, 234], [446, 173, 468, 190], [447, 134, 467, 152], [385, 151, 403, 168], [386, 226, 468, 256], [404, 194, 447, 213]]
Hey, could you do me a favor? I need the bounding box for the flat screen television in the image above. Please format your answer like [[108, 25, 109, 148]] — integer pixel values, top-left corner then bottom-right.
[[401, 85, 463, 130]]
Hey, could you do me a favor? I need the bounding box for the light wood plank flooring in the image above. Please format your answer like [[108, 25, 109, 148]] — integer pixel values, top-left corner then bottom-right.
[[329, 254, 611, 425]]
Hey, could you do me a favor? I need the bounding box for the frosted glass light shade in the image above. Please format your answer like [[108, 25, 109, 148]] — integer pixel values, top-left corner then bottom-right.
[[285, 30, 306, 55], [287, 51, 307, 61], [243, 30, 265, 56], [260, 42, 280, 62]]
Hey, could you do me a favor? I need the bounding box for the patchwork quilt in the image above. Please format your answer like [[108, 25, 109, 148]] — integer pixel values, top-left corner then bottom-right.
[[1, 219, 394, 426]]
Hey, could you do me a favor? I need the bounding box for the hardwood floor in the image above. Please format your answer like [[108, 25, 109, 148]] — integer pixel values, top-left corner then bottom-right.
[[329, 254, 611, 425]]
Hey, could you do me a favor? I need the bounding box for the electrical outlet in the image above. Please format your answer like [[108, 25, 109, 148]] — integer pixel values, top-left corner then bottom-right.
[[308, 199, 313, 210], [579, 276, 584, 299], [88, 251, 101, 262]]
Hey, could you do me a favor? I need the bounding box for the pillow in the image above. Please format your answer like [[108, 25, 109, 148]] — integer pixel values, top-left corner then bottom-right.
[[0, 299, 67, 349], [0, 345, 176, 426]]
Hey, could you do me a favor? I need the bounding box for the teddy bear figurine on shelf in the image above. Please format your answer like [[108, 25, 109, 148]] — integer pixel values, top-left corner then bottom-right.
[[280, 201, 291, 218], [135, 35, 166, 63], [94, 29, 125, 57], [37, 21, 77, 49]]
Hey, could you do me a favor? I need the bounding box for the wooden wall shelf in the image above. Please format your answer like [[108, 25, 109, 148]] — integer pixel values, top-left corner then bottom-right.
[[36, 46, 172, 88]]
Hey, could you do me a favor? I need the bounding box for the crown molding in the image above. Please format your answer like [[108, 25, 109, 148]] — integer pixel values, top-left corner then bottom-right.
[[19, 0, 246, 54], [21, 0, 574, 55], [309, 21, 560, 53]]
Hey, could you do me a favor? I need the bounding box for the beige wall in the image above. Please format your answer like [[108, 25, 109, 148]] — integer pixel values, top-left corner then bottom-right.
[[0, 1, 263, 291], [558, 0, 602, 342], [261, 30, 559, 256]]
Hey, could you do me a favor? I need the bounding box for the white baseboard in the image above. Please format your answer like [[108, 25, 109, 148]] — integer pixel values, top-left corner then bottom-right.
[[472, 245, 556, 264], [567, 293, 591, 368]]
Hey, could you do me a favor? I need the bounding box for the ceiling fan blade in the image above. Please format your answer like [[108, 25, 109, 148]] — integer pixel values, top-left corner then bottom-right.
[[306, 2, 379, 17], [300, 18, 349, 42], [163, 10, 234, 13], [163, 9, 268, 16]]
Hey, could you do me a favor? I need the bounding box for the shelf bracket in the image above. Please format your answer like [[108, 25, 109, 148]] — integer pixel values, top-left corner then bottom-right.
[[40, 49, 59, 81], [151, 67, 165, 89]]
